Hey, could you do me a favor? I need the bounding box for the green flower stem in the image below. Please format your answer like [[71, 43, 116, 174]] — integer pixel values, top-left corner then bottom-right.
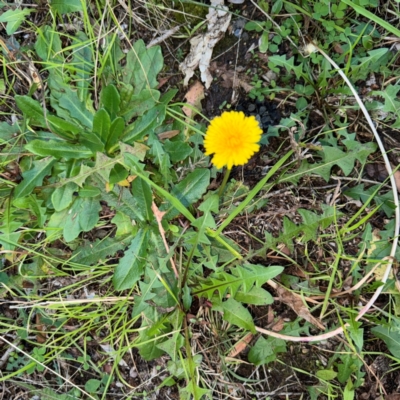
[[218, 168, 231, 197], [213, 150, 294, 237], [125, 162, 242, 259]]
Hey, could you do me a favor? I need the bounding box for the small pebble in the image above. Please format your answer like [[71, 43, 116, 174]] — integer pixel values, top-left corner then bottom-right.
[[248, 104, 256, 112]]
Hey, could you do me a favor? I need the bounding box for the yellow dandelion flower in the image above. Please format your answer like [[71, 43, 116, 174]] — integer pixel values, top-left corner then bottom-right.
[[204, 111, 263, 170]]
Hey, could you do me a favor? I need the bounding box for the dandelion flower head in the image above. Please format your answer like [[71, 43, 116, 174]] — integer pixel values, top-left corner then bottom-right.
[[204, 111, 263, 169]]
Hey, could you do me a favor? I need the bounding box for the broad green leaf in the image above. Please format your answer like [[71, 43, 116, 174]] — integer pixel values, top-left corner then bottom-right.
[[14, 157, 56, 199], [25, 139, 93, 159], [259, 31, 269, 53], [152, 278, 178, 309], [167, 355, 202, 381], [93, 108, 111, 144], [79, 186, 101, 198], [106, 117, 125, 152], [234, 287, 274, 305], [298, 207, 335, 240], [157, 334, 185, 362], [26, 195, 47, 228], [371, 326, 400, 359], [72, 236, 131, 265], [365, 220, 400, 260], [160, 88, 178, 105], [72, 31, 93, 103], [214, 297, 256, 333], [123, 40, 163, 93], [343, 381, 355, 400], [79, 197, 101, 231], [248, 336, 286, 365], [63, 197, 101, 242], [198, 194, 219, 214], [272, 0, 283, 13], [316, 370, 337, 381], [128, 90, 160, 116], [123, 105, 166, 143], [345, 184, 377, 204], [113, 229, 149, 290], [46, 207, 68, 241], [97, 182, 142, 221], [165, 168, 210, 219], [131, 177, 153, 222], [85, 379, 101, 393], [109, 163, 128, 185], [79, 131, 105, 153], [137, 341, 165, 361], [164, 139, 192, 162], [51, 182, 77, 211], [317, 146, 358, 180], [120, 89, 160, 121], [100, 84, 120, 119], [35, 25, 63, 62], [63, 198, 83, 242], [15, 95, 46, 127], [59, 91, 94, 129], [148, 133, 171, 181], [48, 72, 93, 128], [348, 320, 363, 351], [0, 8, 32, 35], [47, 115, 80, 138], [0, 121, 19, 144], [244, 21, 264, 32], [49, 0, 83, 14], [0, 229, 22, 251], [111, 211, 133, 237]]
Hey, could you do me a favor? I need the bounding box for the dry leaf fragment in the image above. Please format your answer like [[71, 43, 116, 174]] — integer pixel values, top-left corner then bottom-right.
[[182, 81, 205, 118], [270, 318, 285, 332], [147, 25, 181, 48], [228, 332, 253, 357], [151, 202, 179, 278], [394, 170, 400, 193], [158, 130, 180, 140], [385, 395, 400, 400], [333, 42, 344, 54], [179, 0, 231, 88], [276, 285, 325, 330]]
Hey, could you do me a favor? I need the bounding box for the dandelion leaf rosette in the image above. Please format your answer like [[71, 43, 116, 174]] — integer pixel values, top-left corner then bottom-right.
[[193, 264, 283, 300]]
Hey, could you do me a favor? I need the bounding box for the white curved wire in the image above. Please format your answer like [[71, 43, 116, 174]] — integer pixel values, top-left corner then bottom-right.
[[255, 43, 400, 342]]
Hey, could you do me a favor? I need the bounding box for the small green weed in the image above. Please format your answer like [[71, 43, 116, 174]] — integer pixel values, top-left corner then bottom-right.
[[1, 0, 400, 399]]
